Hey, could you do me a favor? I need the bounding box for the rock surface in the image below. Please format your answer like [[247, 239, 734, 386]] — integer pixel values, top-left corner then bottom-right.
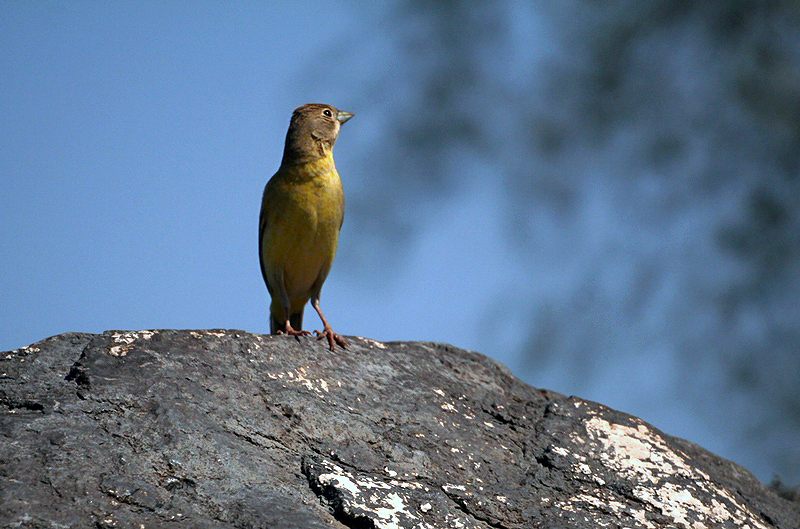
[[1, 329, 798, 528]]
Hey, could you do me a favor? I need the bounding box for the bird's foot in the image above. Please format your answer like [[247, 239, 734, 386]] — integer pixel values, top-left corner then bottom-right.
[[283, 329, 311, 337], [277, 326, 311, 343], [315, 326, 347, 351]]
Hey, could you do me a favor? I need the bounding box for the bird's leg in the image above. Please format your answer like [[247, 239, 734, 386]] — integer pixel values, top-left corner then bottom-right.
[[275, 289, 309, 340], [311, 300, 347, 351], [277, 307, 310, 340]]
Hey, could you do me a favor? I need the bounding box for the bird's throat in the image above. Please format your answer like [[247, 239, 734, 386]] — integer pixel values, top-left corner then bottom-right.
[[282, 153, 337, 183]]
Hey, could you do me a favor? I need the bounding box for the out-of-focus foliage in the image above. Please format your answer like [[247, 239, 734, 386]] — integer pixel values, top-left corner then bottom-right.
[[346, 0, 800, 482]]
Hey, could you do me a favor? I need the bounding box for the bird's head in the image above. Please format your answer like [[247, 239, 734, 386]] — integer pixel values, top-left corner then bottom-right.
[[282, 103, 353, 165]]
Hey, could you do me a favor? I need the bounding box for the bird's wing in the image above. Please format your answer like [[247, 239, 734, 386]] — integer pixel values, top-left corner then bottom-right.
[[258, 181, 275, 297]]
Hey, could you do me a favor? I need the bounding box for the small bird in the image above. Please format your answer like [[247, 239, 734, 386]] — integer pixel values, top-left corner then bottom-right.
[[258, 103, 353, 351]]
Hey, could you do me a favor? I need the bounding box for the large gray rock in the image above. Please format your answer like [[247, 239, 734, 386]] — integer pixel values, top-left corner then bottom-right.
[[1, 330, 797, 528]]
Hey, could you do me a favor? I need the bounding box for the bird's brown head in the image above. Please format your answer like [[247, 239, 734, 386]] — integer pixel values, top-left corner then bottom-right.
[[281, 103, 353, 165]]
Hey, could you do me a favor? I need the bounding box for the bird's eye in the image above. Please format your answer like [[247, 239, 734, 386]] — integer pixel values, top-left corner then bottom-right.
[[323, 109, 332, 117]]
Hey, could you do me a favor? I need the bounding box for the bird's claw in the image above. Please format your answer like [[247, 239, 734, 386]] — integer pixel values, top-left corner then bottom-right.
[[277, 328, 311, 343], [315, 327, 347, 351]]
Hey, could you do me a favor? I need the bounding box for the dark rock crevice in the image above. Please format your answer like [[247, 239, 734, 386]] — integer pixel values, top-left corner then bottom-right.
[[302, 457, 378, 529]]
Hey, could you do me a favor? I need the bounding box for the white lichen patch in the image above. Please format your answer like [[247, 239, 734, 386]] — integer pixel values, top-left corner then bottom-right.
[[107, 331, 155, 356], [263, 366, 331, 395], [432, 390, 479, 428], [107, 345, 132, 357], [314, 460, 466, 529], [389, 480, 427, 491], [556, 492, 650, 526], [374, 492, 411, 522], [111, 331, 155, 344], [12, 345, 41, 356], [555, 415, 771, 529]]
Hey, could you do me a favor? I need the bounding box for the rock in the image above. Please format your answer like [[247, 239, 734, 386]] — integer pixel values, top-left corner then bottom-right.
[[1, 329, 797, 528]]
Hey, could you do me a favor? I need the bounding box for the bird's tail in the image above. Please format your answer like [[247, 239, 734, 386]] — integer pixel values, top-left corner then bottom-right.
[[270, 310, 304, 334]]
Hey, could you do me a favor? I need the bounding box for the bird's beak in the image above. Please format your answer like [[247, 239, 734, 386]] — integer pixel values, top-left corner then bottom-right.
[[337, 111, 354, 125]]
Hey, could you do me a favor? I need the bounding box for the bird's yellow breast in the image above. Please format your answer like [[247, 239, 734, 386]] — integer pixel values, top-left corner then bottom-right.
[[260, 154, 344, 308]]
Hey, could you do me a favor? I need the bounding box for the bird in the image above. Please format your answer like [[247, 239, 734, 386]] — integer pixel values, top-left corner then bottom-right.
[[258, 103, 353, 351]]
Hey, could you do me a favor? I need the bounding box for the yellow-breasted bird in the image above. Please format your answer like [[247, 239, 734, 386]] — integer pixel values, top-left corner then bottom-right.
[[258, 103, 353, 351]]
